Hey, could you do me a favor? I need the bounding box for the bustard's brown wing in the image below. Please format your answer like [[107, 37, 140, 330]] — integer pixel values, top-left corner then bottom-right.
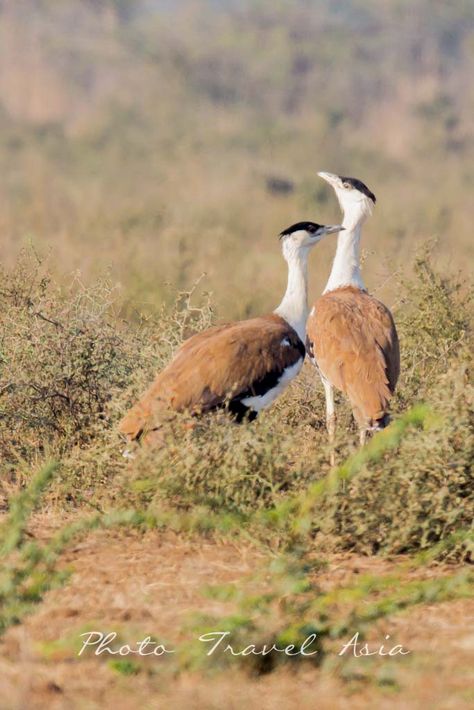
[[307, 287, 399, 426], [119, 314, 305, 440]]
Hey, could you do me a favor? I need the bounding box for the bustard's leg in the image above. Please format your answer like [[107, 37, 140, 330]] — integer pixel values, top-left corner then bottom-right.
[[359, 429, 367, 447], [323, 378, 336, 466]]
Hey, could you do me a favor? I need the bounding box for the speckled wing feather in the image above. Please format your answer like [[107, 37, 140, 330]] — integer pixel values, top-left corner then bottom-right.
[[119, 314, 305, 440], [307, 287, 399, 427]]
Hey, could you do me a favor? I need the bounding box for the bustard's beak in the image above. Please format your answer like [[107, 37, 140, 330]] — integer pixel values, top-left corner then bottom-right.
[[317, 171, 340, 187], [322, 224, 344, 235]]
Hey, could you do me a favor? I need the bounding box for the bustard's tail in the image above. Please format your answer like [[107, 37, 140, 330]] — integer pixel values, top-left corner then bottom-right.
[[370, 412, 391, 432]]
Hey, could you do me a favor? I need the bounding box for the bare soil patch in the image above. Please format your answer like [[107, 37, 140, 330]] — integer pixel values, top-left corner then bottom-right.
[[0, 516, 472, 709]]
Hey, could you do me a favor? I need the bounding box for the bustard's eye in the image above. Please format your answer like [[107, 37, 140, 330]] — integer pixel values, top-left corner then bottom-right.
[[342, 182, 351, 189]]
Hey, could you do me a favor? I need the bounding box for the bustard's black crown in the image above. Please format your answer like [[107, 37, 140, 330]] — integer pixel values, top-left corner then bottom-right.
[[340, 176, 376, 204], [279, 221, 322, 238]]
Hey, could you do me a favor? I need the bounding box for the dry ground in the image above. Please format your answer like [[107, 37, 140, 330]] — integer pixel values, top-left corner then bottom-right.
[[0, 516, 472, 710]]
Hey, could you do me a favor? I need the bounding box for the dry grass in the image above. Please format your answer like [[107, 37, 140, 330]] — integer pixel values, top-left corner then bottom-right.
[[0, 2, 473, 706], [0, 522, 472, 710], [0, 249, 472, 559]]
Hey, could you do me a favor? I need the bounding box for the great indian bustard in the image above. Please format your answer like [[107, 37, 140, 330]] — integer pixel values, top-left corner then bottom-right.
[[119, 221, 343, 445], [306, 173, 400, 457]]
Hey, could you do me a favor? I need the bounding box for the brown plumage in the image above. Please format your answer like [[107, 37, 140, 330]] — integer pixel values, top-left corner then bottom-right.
[[306, 286, 400, 429], [119, 220, 344, 446], [119, 314, 305, 442]]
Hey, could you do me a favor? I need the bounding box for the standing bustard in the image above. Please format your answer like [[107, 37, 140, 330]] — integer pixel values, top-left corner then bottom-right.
[[306, 173, 399, 456], [120, 221, 343, 444]]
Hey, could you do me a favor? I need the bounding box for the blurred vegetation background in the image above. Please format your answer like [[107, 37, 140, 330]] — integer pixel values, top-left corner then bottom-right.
[[0, 0, 473, 318]]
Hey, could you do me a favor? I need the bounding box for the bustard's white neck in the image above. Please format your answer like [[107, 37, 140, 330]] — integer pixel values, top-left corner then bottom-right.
[[274, 241, 310, 341], [324, 200, 371, 294]]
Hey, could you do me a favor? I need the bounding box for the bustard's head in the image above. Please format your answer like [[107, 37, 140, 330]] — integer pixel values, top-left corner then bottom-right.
[[279, 221, 343, 259], [318, 172, 376, 224]]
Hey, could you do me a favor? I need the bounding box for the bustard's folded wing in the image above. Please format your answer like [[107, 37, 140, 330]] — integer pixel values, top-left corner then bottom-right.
[[119, 314, 305, 440], [307, 287, 399, 424]]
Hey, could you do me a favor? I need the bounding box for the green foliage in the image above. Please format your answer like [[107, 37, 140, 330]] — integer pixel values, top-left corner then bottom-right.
[[0, 414, 471, 678], [317, 361, 473, 557], [0, 250, 471, 562], [0, 461, 59, 555], [0, 252, 213, 498], [0, 3, 472, 694], [128, 412, 297, 514], [0, 252, 141, 465], [0, 461, 153, 635], [108, 659, 142, 676], [0, 249, 471, 673], [186, 407, 474, 672], [188, 544, 474, 672], [396, 250, 472, 404], [0, 461, 66, 633], [0, 457, 243, 636], [122, 257, 473, 559]]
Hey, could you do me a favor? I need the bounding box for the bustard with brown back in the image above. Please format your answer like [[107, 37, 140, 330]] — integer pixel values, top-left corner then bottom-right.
[[306, 173, 400, 457], [120, 221, 343, 445]]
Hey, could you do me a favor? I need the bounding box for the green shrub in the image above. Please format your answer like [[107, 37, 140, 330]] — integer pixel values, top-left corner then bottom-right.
[[123, 254, 473, 558], [1, 251, 472, 559], [0, 252, 135, 465], [395, 250, 472, 405], [316, 358, 473, 557], [127, 412, 302, 514], [0, 252, 212, 479]]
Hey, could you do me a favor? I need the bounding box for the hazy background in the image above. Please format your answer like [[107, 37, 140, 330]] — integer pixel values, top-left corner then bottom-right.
[[0, 0, 473, 317]]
